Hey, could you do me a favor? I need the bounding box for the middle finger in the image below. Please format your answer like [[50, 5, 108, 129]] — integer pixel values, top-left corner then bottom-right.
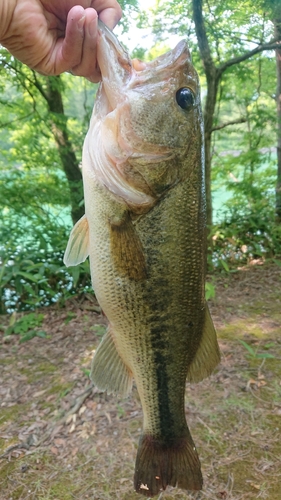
[[72, 8, 101, 82]]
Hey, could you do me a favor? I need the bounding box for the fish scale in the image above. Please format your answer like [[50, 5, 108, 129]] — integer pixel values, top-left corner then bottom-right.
[[64, 20, 220, 497]]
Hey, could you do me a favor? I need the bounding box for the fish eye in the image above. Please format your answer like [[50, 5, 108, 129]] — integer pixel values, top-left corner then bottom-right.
[[176, 87, 195, 110]]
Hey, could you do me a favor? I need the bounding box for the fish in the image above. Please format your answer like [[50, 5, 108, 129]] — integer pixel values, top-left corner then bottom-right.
[[64, 20, 220, 497]]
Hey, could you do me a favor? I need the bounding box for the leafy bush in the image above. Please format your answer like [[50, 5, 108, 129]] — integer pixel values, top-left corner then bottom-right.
[[0, 193, 92, 314], [211, 203, 281, 269], [3, 312, 47, 342], [0, 166, 92, 314], [0, 243, 92, 314]]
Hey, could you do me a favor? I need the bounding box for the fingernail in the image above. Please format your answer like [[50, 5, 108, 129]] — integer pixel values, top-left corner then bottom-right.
[[88, 18, 97, 37], [132, 59, 146, 71], [77, 16, 85, 31]]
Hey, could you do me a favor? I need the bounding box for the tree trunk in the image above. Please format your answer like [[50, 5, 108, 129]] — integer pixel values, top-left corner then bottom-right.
[[203, 73, 220, 229], [192, 0, 217, 231], [274, 17, 281, 222], [45, 76, 84, 225]]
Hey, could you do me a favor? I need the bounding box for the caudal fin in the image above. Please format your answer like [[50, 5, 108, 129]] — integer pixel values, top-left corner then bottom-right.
[[134, 434, 203, 497]]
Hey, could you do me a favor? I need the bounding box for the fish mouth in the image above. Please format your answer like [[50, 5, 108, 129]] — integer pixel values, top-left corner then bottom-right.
[[84, 22, 155, 209], [96, 21, 133, 111], [95, 21, 188, 160], [86, 22, 196, 210], [96, 21, 191, 118]]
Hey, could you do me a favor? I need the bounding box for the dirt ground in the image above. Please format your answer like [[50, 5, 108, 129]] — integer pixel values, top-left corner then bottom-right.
[[0, 261, 281, 500]]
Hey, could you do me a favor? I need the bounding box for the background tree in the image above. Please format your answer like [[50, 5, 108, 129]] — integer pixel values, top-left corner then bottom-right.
[[141, 0, 281, 228], [192, 0, 281, 227], [271, 2, 281, 221], [0, 55, 94, 312]]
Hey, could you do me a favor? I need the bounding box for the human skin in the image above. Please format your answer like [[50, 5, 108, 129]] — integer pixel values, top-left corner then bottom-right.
[[0, 0, 122, 81]]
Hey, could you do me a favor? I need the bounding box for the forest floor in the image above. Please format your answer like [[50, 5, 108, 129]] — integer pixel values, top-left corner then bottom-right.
[[0, 261, 281, 500]]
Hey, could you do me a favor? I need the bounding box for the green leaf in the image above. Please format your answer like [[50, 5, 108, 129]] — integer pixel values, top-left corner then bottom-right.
[[35, 330, 47, 338], [256, 352, 275, 359], [19, 330, 38, 342], [220, 259, 230, 272], [64, 312, 77, 325], [205, 281, 216, 300], [81, 368, 90, 377], [239, 340, 256, 356]]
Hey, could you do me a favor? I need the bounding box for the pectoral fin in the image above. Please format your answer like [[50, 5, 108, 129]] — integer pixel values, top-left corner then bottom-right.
[[109, 211, 147, 280], [186, 304, 220, 383], [91, 328, 133, 397], [63, 214, 89, 267]]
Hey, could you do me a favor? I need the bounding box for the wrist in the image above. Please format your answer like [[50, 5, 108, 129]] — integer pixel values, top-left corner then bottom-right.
[[0, 0, 17, 43]]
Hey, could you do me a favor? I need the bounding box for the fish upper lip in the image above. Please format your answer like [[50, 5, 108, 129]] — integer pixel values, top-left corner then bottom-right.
[[96, 20, 134, 113], [97, 20, 130, 62]]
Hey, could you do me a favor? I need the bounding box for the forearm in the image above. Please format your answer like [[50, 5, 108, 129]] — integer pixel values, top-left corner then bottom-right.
[[0, 0, 17, 42]]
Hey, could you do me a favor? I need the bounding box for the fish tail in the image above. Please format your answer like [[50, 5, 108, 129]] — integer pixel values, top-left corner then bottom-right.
[[134, 433, 203, 497]]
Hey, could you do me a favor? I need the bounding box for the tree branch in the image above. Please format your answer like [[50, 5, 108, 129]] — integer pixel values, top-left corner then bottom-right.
[[0, 111, 34, 128], [218, 40, 281, 76], [192, 0, 215, 78], [212, 117, 247, 132], [31, 70, 49, 102]]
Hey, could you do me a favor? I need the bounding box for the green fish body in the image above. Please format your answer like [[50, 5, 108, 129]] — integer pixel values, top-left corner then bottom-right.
[[64, 21, 220, 497]]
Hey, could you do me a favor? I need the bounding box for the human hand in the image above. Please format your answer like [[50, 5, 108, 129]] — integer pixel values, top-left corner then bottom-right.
[[0, 0, 122, 82]]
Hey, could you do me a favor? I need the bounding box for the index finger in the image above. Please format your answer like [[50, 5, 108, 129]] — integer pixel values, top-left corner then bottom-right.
[[91, 0, 122, 29]]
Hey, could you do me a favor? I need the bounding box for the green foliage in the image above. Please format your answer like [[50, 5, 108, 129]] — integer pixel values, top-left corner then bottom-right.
[[0, 2, 280, 314], [0, 240, 92, 314], [81, 367, 91, 377], [239, 339, 275, 359], [212, 205, 281, 268], [3, 312, 47, 342], [205, 281, 216, 300], [211, 150, 281, 267], [0, 170, 91, 314], [63, 312, 77, 324], [0, 170, 92, 313], [94, 325, 107, 337], [0, 49, 94, 314]]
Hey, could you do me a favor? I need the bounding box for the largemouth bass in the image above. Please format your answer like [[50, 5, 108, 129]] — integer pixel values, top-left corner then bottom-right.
[[64, 21, 220, 497]]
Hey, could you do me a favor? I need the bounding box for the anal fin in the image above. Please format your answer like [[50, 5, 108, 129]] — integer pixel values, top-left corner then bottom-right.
[[91, 328, 133, 397], [186, 304, 220, 383]]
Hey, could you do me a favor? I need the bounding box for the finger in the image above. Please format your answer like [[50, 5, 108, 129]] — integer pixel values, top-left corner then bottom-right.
[[52, 2, 122, 77], [55, 5, 86, 73], [71, 8, 101, 82], [98, 5, 123, 30], [73, 2, 122, 81]]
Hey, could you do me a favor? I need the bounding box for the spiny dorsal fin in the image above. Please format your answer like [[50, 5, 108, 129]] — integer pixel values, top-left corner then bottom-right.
[[64, 214, 89, 267], [109, 211, 147, 280], [91, 328, 133, 397], [186, 304, 220, 383]]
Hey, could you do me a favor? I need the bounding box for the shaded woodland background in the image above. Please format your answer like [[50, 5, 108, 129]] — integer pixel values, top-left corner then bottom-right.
[[0, 0, 281, 316]]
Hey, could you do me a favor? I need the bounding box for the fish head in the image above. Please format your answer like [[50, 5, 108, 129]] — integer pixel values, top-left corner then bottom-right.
[[83, 21, 203, 211]]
